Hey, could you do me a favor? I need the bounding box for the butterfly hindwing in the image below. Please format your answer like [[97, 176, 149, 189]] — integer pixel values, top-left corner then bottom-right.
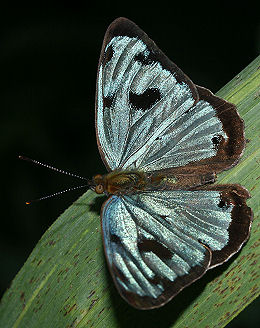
[[101, 185, 252, 309], [101, 194, 210, 309], [95, 18, 244, 175]]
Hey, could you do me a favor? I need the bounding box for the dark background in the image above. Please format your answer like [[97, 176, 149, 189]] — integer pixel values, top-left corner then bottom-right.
[[1, 2, 259, 327]]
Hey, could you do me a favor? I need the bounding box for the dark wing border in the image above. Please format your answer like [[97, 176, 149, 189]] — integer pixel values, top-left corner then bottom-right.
[[194, 86, 245, 174], [194, 183, 253, 268], [111, 250, 211, 310]]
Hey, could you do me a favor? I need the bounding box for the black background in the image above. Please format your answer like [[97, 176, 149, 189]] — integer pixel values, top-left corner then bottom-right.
[[1, 2, 259, 327]]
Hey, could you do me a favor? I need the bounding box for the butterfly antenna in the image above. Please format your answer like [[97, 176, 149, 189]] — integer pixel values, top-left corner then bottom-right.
[[19, 155, 95, 204], [25, 185, 89, 205], [19, 155, 88, 181]]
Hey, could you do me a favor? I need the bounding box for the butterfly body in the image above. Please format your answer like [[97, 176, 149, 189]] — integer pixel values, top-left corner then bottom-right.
[[91, 17, 253, 309], [92, 169, 218, 196]]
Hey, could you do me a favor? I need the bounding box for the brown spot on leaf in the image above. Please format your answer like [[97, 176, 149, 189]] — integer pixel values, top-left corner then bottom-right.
[[87, 290, 96, 299], [88, 298, 98, 310]]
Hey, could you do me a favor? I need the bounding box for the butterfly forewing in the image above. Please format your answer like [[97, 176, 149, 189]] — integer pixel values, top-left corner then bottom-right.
[[96, 18, 198, 171], [96, 18, 245, 174]]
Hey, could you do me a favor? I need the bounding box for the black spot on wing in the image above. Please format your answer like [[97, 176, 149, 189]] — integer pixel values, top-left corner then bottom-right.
[[160, 215, 171, 225], [218, 200, 225, 208], [112, 263, 128, 284], [135, 52, 156, 66], [212, 134, 223, 150], [103, 94, 115, 109], [129, 88, 161, 111], [138, 239, 172, 260], [110, 233, 121, 243], [218, 199, 230, 210], [103, 44, 114, 65]]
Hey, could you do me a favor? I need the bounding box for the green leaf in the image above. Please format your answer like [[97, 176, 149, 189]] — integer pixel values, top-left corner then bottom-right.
[[1, 56, 260, 328]]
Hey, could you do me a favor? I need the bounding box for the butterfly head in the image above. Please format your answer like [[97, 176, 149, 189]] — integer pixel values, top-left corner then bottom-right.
[[91, 174, 106, 194]]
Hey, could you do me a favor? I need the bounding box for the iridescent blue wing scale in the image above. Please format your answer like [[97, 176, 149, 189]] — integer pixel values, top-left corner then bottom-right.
[[101, 185, 251, 309]]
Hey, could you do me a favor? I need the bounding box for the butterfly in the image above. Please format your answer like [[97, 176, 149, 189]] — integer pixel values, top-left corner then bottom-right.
[[88, 17, 254, 310], [22, 17, 252, 310]]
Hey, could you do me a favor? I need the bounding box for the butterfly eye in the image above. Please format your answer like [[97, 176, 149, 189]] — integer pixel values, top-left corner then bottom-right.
[[94, 174, 103, 183], [95, 184, 104, 194]]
